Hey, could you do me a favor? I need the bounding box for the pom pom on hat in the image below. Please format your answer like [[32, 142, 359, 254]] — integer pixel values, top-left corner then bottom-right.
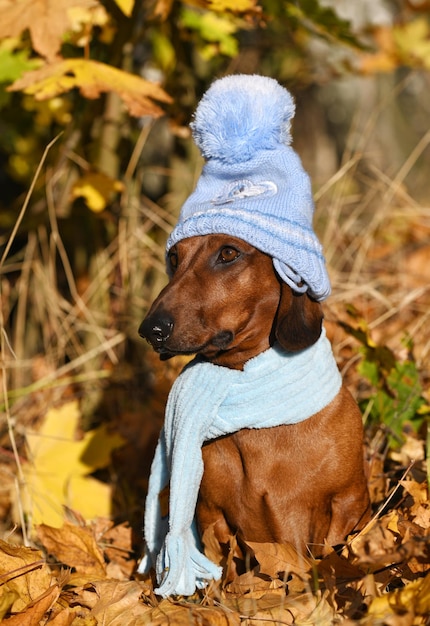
[[191, 75, 295, 164], [167, 74, 331, 302]]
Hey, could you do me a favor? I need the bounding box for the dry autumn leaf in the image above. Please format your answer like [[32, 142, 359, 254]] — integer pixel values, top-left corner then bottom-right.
[[22, 400, 125, 528], [92, 519, 135, 579], [141, 597, 241, 626], [8, 58, 172, 117], [367, 572, 430, 621], [3, 584, 60, 626], [37, 522, 106, 584], [84, 580, 152, 624], [246, 541, 314, 580], [0, 541, 52, 614], [0, 0, 99, 62]]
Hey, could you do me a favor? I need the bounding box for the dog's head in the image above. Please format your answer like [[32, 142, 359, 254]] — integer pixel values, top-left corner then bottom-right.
[[139, 234, 323, 369]]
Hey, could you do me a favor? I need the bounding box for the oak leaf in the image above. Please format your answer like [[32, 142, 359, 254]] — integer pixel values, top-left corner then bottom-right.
[[8, 59, 172, 118], [0, 0, 99, 62]]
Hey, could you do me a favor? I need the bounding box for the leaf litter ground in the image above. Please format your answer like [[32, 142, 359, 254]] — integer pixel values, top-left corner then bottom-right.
[[0, 413, 429, 624]]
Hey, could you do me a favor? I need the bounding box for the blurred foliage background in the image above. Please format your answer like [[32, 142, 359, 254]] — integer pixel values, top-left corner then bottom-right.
[[0, 0, 429, 537]]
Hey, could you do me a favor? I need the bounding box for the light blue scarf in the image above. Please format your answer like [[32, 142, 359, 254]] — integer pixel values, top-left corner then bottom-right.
[[138, 329, 342, 596]]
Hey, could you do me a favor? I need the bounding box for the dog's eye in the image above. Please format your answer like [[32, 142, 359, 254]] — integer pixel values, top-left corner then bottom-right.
[[168, 251, 178, 271], [217, 246, 240, 264]]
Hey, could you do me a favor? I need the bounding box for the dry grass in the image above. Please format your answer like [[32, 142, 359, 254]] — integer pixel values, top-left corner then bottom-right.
[[0, 114, 429, 552]]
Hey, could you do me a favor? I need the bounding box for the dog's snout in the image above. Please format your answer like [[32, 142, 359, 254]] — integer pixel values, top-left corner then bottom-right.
[[139, 314, 174, 346]]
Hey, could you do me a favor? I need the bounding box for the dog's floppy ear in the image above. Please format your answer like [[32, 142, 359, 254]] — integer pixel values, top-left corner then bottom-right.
[[275, 282, 324, 352]]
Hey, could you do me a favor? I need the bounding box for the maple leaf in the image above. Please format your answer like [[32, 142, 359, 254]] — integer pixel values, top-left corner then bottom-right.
[[22, 400, 125, 528], [0, 0, 99, 62], [8, 58, 172, 118], [37, 522, 107, 585]]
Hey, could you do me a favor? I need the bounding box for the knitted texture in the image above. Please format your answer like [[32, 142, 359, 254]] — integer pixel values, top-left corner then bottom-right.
[[138, 330, 342, 596], [167, 74, 331, 301]]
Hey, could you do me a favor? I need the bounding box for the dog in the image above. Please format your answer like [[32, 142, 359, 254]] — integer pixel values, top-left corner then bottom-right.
[[139, 233, 371, 559]]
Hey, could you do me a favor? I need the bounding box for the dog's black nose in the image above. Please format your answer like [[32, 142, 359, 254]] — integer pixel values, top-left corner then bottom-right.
[[138, 314, 174, 346]]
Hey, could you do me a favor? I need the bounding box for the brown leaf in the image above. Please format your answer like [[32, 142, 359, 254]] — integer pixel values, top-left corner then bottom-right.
[[0, 0, 99, 62], [145, 598, 241, 626], [8, 59, 172, 118], [246, 541, 314, 580], [37, 522, 106, 583], [92, 519, 135, 578], [83, 580, 150, 623], [47, 607, 82, 626], [0, 540, 52, 612], [2, 584, 60, 626], [226, 569, 284, 595], [318, 549, 366, 586], [224, 589, 336, 625]]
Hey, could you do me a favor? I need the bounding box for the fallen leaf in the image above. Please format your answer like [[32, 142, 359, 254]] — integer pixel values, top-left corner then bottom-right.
[[143, 597, 241, 626], [318, 549, 365, 585], [22, 400, 124, 527], [46, 607, 84, 626], [224, 589, 336, 626], [37, 522, 106, 584], [8, 59, 172, 118], [367, 572, 430, 620], [246, 541, 314, 580], [226, 569, 284, 595], [2, 584, 60, 626], [0, 0, 99, 62], [92, 519, 135, 579], [0, 540, 51, 613]]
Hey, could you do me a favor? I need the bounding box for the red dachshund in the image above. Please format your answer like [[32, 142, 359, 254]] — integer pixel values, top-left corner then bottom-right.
[[139, 234, 371, 560]]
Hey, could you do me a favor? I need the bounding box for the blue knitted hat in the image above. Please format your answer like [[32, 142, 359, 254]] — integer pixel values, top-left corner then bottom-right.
[[167, 74, 331, 301]]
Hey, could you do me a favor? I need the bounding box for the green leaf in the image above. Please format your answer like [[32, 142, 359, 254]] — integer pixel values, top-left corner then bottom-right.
[[180, 7, 239, 59], [0, 41, 40, 83]]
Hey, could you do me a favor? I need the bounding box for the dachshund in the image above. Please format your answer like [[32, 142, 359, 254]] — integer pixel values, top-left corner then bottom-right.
[[139, 234, 371, 561]]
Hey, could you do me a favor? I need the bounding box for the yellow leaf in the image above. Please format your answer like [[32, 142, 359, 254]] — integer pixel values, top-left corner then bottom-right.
[[0, 0, 100, 62], [192, 0, 261, 14], [8, 58, 172, 118], [112, 0, 134, 17], [67, 4, 110, 48], [210, 0, 257, 11], [386, 510, 399, 534], [22, 400, 124, 527], [72, 172, 124, 212], [368, 574, 430, 618], [393, 18, 430, 69]]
